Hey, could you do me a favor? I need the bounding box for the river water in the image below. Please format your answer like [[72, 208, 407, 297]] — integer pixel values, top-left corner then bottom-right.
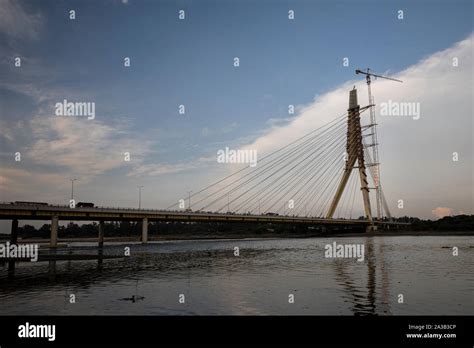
[[0, 236, 472, 315]]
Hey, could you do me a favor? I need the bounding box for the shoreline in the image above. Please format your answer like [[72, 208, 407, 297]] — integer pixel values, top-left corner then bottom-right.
[[0, 230, 473, 245]]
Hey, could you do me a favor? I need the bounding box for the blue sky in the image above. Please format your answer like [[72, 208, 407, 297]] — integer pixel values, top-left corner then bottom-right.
[[0, 0, 472, 221], [3, 0, 472, 153]]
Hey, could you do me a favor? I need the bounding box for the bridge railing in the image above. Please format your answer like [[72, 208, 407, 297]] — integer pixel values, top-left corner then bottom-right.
[[0, 202, 387, 222]]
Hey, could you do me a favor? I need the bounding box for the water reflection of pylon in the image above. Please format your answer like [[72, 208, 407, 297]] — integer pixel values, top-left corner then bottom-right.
[[331, 237, 392, 315]]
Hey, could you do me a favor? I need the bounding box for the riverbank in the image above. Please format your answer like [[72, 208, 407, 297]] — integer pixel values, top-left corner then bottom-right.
[[1, 229, 473, 245]]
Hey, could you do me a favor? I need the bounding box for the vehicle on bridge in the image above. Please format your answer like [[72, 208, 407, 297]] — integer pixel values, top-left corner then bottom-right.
[[77, 202, 95, 208], [12, 201, 49, 206]]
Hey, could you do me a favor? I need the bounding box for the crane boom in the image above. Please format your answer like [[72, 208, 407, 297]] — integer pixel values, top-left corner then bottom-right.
[[355, 69, 403, 83]]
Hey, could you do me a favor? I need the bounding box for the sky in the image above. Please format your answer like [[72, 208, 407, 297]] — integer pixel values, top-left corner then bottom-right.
[[0, 0, 472, 227]]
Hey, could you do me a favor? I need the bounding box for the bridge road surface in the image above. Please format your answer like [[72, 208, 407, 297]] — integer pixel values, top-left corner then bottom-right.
[[0, 203, 407, 247]]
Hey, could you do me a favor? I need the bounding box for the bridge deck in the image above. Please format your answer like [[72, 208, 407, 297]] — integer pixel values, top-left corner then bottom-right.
[[0, 204, 407, 226]]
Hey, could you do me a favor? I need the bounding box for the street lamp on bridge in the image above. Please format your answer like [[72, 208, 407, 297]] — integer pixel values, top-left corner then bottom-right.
[[138, 186, 144, 209], [187, 191, 192, 210], [70, 178, 78, 201]]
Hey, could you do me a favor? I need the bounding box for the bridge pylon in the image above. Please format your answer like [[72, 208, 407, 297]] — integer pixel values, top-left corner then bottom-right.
[[326, 88, 373, 224]]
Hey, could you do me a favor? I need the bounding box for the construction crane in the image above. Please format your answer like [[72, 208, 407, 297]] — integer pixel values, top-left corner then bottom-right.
[[355, 68, 403, 83], [355, 68, 402, 221]]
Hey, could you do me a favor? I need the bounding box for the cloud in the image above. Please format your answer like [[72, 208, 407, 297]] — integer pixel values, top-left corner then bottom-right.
[[123, 33, 473, 217], [0, 31, 471, 217], [27, 116, 149, 180], [0, 167, 65, 201], [127, 162, 197, 176], [265, 116, 294, 128], [0, 119, 15, 141], [0, 114, 154, 202], [127, 155, 215, 177], [431, 207, 455, 219], [245, 34, 472, 157], [225, 33, 473, 218], [201, 122, 238, 137], [0, 0, 43, 41]]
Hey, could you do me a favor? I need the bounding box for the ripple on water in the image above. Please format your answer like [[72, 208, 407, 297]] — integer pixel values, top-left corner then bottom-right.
[[0, 236, 472, 315]]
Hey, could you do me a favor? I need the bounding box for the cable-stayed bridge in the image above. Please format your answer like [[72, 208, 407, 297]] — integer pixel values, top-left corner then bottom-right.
[[0, 87, 408, 247], [166, 88, 392, 223]]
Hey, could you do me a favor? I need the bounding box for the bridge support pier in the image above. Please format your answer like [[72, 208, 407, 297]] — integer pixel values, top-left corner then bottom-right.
[[98, 221, 105, 248], [11, 219, 18, 244], [8, 219, 19, 276], [365, 225, 377, 233], [141, 218, 148, 244], [50, 216, 58, 248]]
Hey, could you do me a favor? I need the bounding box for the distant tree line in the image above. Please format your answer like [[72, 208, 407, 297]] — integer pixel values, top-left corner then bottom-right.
[[391, 215, 474, 231], [15, 221, 316, 238], [10, 215, 474, 238]]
